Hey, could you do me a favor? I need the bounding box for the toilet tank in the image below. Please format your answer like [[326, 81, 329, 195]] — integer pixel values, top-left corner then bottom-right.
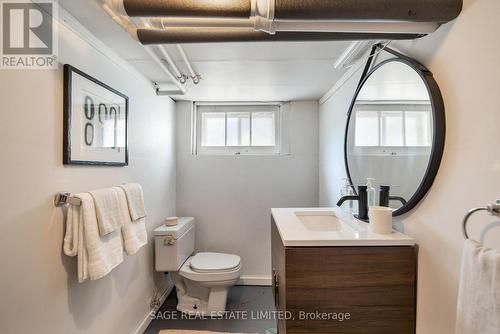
[[154, 217, 195, 272]]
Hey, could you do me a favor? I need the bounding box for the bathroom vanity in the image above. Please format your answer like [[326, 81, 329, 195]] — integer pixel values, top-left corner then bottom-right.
[[271, 208, 416, 334]]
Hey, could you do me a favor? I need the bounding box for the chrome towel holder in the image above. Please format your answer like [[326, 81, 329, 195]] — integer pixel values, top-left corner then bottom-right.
[[54, 192, 82, 207], [462, 200, 500, 239]]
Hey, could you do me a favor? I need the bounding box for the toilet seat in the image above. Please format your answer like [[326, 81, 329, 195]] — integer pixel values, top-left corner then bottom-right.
[[190, 252, 241, 273], [179, 253, 241, 282]]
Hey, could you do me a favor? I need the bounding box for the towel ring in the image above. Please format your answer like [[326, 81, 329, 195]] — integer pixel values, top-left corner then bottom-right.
[[462, 200, 500, 239]]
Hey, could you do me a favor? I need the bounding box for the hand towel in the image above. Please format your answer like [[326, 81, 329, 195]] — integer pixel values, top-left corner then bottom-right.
[[89, 187, 123, 236], [63, 193, 124, 282], [119, 183, 147, 220], [456, 239, 500, 334], [114, 186, 148, 255]]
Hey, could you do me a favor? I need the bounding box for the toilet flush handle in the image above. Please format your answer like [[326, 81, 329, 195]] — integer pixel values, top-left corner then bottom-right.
[[164, 235, 176, 246]]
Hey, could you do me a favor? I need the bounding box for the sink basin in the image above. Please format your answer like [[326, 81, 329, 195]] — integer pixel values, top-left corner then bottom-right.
[[273, 207, 416, 246], [295, 211, 342, 231]]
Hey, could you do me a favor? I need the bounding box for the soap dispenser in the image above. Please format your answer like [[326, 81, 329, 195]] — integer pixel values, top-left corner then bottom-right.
[[366, 178, 377, 208], [340, 178, 354, 212]]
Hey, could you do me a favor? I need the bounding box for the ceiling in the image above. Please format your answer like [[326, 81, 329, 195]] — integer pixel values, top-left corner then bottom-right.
[[59, 0, 352, 102]]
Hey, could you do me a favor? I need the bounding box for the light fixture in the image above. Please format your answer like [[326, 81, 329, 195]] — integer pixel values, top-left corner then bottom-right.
[[333, 41, 373, 69]]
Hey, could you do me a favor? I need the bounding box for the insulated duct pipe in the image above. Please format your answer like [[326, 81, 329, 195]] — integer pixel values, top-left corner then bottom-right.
[[108, 0, 462, 44], [118, 0, 462, 23], [137, 28, 423, 45]]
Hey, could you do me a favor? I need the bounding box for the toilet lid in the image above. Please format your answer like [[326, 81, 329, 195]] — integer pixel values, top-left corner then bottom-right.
[[190, 252, 241, 273]]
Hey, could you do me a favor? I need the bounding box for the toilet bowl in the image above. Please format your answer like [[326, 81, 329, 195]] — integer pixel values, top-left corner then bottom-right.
[[154, 218, 241, 316]]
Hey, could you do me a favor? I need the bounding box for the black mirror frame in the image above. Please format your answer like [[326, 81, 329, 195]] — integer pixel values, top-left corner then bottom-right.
[[344, 46, 446, 216]]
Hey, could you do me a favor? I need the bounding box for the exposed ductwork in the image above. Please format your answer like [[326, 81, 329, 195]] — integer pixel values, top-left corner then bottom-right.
[[105, 0, 462, 44], [119, 0, 461, 23], [136, 28, 423, 45], [123, 0, 251, 19]]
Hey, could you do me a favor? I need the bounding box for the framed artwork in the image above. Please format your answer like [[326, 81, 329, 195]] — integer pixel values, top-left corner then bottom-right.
[[63, 64, 128, 166]]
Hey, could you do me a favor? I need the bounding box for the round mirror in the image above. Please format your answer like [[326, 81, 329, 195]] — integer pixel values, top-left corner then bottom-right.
[[345, 58, 445, 216]]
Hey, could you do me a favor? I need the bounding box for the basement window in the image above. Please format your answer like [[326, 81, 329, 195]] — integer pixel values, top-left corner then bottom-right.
[[193, 103, 282, 155], [352, 102, 432, 156]]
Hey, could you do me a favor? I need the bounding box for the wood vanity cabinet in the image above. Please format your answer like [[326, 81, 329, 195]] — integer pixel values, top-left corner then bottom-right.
[[271, 218, 417, 334]]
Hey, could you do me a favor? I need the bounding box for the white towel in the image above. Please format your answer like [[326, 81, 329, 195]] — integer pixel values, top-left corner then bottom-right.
[[119, 183, 147, 220], [456, 239, 500, 334], [89, 187, 123, 236], [114, 187, 148, 255], [63, 193, 124, 283]]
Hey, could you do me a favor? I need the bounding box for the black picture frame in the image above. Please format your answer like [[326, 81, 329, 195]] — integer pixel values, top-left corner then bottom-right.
[[344, 45, 446, 216], [63, 64, 129, 166]]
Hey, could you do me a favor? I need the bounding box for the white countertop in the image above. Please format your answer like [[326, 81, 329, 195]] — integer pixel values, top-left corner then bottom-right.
[[271, 207, 415, 247]]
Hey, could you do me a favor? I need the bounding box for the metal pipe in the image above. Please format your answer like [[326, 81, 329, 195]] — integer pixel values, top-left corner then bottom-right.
[[176, 45, 200, 84], [157, 45, 186, 83], [153, 17, 255, 29], [143, 46, 187, 94], [100, 1, 186, 94], [141, 14, 186, 83], [147, 17, 436, 34]]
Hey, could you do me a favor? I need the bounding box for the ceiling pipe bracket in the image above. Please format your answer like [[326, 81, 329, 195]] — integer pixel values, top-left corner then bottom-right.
[[252, 0, 276, 34], [191, 74, 202, 85]]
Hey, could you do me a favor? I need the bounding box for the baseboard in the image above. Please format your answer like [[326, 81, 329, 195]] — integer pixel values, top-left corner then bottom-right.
[[237, 275, 272, 286], [134, 281, 174, 334]]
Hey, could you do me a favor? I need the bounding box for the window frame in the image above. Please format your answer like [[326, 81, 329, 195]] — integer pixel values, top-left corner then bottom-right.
[[193, 102, 283, 156]]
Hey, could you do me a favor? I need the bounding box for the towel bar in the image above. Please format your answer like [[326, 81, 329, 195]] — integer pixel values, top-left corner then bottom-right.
[[54, 192, 82, 207], [462, 200, 500, 239]]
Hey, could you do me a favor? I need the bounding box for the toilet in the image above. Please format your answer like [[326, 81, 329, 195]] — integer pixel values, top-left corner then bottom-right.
[[154, 217, 241, 316]]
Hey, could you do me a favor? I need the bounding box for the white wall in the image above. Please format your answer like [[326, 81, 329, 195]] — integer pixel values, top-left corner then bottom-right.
[[319, 0, 500, 333], [0, 10, 176, 334], [319, 70, 359, 206], [176, 101, 319, 282]]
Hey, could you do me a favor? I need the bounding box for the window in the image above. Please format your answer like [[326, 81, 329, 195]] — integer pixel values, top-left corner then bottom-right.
[[353, 103, 432, 155], [354, 111, 379, 147], [194, 103, 282, 155]]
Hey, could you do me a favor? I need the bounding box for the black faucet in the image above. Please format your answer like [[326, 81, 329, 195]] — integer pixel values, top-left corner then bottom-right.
[[379, 185, 408, 207], [336, 185, 369, 221]]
